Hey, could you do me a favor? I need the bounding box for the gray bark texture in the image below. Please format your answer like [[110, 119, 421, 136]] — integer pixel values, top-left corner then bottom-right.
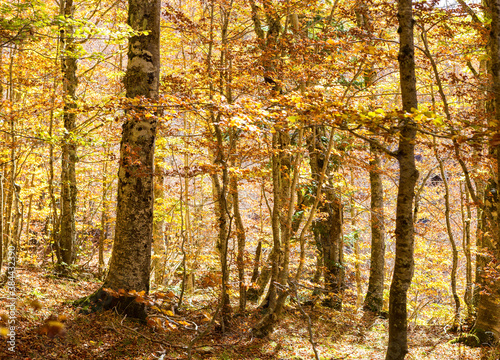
[[385, 0, 419, 359], [364, 144, 386, 314], [82, 0, 160, 320]]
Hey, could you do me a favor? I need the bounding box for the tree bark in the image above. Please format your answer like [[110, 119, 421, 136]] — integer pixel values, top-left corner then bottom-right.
[[385, 0, 419, 358], [312, 187, 343, 309], [364, 144, 386, 314], [152, 161, 165, 286], [80, 0, 160, 320], [434, 142, 460, 330], [460, 181, 473, 323], [474, 0, 500, 343], [58, 0, 78, 270], [0, 164, 4, 273], [230, 169, 247, 312], [307, 126, 344, 310]]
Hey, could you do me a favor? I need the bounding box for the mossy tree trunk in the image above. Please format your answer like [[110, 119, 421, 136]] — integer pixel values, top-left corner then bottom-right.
[[81, 0, 160, 320]]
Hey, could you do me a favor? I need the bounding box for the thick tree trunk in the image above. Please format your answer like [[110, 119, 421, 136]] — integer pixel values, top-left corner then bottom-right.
[[385, 0, 419, 359], [80, 0, 160, 320], [474, 0, 500, 344], [59, 0, 78, 269], [364, 144, 386, 314]]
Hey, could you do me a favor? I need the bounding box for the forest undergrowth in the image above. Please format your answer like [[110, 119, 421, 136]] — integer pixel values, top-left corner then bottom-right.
[[0, 266, 495, 360]]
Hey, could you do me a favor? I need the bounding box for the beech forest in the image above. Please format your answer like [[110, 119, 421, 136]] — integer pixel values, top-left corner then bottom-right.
[[0, 0, 500, 359]]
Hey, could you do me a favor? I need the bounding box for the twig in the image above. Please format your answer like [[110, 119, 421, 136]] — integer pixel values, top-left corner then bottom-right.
[[114, 315, 188, 350], [148, 314, 198, 331]]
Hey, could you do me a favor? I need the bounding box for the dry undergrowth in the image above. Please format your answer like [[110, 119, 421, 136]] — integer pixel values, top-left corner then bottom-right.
[[0, 266, 494, 360]]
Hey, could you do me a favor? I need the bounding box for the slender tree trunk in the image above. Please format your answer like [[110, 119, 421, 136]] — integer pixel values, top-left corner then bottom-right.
[[0, 51, 2, 271], [210, 130, 231, 327], [24, 173, 35, 249], [230, 168, 247, 312], [249, 184, 266, 288], [3, 46, 16, 264], [58, 0, 78, 270], [250, 240, 262, 285], [472, 178, 485, 308], [252, 129, 302, 337], [364, 144, 386, 314], [152, 161, 165, 286], [434, 141, 460, 330], [98, 151, 109, 279], [460, 181, 473, 323], [0, 164, 4, 272], [81, 0, 161, 320], [385, 0, 419, 358], [350, 183, 362, 310], [11, 184, 21, 255]]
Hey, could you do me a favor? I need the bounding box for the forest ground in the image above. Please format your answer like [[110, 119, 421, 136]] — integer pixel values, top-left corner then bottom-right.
[[0, 266, 496, 360]]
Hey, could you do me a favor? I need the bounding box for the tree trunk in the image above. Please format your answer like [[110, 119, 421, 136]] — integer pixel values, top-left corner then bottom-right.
[[24, 173, 35, 250], [474, 0, 500, 343], [312, 187, 343, 309], [231, 170, 247, 312], [350, 185, 362, 310], [0, 164, 4, 273], [364, 144, 386, 314], [211, 143, 231, 328], [250, 240, 262, 285], [385, 0, 419, 358], [98, 151, 109, 279], [460, 181, 473, 323], [152, 161, 165, 286], [434, 141, 460, 330], [58, 0, 78, 270], [3, 46, 16, 265], [80, 0, 160, 320], [307, 126, 344, 309]]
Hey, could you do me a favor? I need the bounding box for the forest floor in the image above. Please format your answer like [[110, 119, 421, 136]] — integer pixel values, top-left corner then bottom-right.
[[0, 266, 497, 360]]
